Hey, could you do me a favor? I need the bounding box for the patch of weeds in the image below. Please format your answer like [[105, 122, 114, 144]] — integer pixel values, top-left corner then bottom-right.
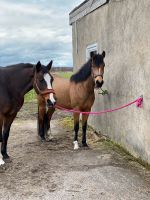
[[59, 116, 74, 130], [103, 140, 150, 170], [59, 117, 90, 142], [135, 157, 150, 170], [103, 140, 132, 156]]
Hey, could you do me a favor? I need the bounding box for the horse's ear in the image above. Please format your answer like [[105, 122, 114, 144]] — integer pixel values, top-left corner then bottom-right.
[[102, 51, 105, 58], [90, 52, 96, 60], [47, 60, 53, 71], [36, 61, 41, 72]]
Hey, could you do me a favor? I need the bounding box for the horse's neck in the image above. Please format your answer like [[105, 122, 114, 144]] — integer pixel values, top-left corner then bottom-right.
[[8, 65, 34, 97], [83, 75, 95, 94], [19, 68, 34, 96]]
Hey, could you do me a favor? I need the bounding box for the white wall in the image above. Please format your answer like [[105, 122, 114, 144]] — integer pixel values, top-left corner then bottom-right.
[[71, 0, 150, 163]]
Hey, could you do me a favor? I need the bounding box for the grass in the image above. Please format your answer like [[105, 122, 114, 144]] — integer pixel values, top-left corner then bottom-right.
[[59, 116, 74, 130], [25, 90, 37, 103], [56, 71, 73, 79]]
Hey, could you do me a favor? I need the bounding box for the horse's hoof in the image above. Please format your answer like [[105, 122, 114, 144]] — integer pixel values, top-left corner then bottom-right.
[[45, 137, 52, 142], [40, 137, 46, 142], [3, 156, 12, 163], [3, 153, 9, 159], [73, 141, 80, 150], [82, 143, 89, 148], [3, 158, 12, 163], [45, 135, 54, 142]]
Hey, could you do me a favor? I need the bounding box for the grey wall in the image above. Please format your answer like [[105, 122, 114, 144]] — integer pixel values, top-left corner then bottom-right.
[[71, 0, 150, 163]]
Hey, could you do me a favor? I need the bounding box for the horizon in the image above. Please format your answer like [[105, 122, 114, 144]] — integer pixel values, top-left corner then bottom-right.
[[0, 0, 83, 67]]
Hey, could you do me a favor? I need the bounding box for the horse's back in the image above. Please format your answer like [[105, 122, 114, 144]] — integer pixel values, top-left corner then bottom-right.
[[52, 74, 71, 108], [53, 74, 70, 89]]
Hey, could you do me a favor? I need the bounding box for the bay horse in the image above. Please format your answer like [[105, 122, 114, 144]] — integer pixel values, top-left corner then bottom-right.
[[0, 60, 56, 165], [37, 51, 106, 150]]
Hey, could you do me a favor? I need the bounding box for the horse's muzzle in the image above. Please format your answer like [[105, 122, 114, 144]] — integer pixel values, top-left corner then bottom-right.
[[47, 99, 56, 108], [95, 80, 104, 88]]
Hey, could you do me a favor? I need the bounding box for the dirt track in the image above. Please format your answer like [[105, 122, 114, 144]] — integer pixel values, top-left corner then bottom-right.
[[0, 102, 150, 200]]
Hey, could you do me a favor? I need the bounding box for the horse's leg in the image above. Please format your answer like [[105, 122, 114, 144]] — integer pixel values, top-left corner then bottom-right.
[[38, 105, 46, 141], [1, 115, 16, 161], [82, 114, 89, 147], [45, 108, 55, 141], [0, 119, 3, 142], [73, 113, 80, 150], [0, 118, 5, 165]]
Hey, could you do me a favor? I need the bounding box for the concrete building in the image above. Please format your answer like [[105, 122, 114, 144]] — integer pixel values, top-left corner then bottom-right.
[[69, 0, 150, 163]]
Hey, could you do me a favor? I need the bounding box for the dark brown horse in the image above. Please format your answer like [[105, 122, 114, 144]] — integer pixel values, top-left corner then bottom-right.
[[37, 52, 106, 149], [0, 61, 56, 165]]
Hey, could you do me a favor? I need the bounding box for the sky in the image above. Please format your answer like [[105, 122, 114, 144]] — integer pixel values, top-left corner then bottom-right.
[[0, 0, 83, 67]]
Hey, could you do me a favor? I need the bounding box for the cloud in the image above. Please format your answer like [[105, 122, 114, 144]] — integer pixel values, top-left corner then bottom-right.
[[0, 0, 83, 67]]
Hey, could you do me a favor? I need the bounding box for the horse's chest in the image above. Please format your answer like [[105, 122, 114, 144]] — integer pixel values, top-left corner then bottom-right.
[[71, 88, 95, 109], [1, 96, 24, 116]]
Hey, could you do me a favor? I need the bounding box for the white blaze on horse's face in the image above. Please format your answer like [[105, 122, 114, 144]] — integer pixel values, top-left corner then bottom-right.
[[44, 73, 56, 104]]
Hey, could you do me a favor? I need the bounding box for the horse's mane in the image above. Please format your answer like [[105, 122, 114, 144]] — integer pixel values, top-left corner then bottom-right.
[[70, 59, 92, 83]]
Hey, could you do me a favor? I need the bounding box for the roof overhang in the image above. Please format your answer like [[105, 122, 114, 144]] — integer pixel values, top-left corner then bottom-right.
[[69, 0, 108, 25]]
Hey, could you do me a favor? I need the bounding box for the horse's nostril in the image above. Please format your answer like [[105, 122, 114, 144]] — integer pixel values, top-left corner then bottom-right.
[[47, 99, 53, 107], [96, 80, 104, 88]]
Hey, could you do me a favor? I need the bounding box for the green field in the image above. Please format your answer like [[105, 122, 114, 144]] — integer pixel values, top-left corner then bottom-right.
[[25, 90, 37, 103], [25, 71, 73, 103], [56, 71, 73, 79]]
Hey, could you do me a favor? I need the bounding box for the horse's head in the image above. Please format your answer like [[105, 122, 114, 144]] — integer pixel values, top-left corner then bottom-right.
[[33, 61, 56, 108], [91, 51, 105, 89]]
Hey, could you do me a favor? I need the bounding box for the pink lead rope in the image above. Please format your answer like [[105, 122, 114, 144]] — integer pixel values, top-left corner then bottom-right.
[[55, 96, 143, 115]]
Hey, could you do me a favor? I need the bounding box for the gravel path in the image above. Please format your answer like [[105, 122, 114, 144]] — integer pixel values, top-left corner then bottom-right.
[[0, 102, 150, 200]]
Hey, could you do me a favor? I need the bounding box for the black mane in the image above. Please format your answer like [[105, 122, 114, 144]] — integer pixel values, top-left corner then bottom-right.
[[70, 59, 92, 83], [70, 53, 105, 83]]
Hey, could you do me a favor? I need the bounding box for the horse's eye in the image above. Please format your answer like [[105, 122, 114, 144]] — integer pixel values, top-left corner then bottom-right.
[[40, 79, 45, 83]]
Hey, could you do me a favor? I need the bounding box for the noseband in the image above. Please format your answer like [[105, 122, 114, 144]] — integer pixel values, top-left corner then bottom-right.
[[94, 74, 103, 79], [34, 71, 55, 96]]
